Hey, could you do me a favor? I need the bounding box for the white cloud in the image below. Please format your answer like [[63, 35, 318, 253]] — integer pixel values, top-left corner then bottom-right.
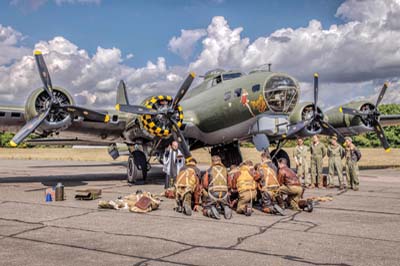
[[168, 28, 207, 60], [0, 24, 30, 65]]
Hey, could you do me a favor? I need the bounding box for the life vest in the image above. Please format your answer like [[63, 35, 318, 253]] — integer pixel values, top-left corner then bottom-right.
[[208, 164, 228, 193], [237, 166, 256, 193], [258, 163, 280, 191], [175, 167, 197, 194]]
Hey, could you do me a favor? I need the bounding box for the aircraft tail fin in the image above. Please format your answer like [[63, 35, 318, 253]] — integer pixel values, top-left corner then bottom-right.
[[116, 80, 129, 106]]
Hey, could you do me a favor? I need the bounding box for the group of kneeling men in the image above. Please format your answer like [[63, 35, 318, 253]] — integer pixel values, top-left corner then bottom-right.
[[171, 153, 313, 220]]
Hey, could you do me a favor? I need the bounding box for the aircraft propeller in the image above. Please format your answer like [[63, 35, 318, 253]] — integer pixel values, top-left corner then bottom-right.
[[285, 73, 345, 143], [117, 73, 196, 160], [339, 83, 390, 151], [10, 50, 109, 147]]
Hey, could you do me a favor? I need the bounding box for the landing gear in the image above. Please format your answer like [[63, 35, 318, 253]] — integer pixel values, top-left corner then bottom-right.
[[211, 142, 243, 168], [127, 150, 150, 184], [270, 149, 290, 168]]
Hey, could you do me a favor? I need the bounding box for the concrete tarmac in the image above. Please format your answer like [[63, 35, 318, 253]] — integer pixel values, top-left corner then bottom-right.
[[0, 159, 399, 266]]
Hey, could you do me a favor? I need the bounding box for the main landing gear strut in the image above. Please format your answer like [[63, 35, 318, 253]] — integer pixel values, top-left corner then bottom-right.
[[211, 141, 243, 168]]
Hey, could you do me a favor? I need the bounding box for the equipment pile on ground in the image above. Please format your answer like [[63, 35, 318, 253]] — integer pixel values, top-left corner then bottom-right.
[[98, 190, 161, 213]]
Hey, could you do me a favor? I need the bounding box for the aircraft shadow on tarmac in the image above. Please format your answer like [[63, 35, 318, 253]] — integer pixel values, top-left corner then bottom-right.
[[0, 164, 165, 186]]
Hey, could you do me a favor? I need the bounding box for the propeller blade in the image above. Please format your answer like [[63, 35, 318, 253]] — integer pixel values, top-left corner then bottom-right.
[[339, 107, 368, 117], [116, 104, 160, 115], [320, 120, 346, 144], [313, 73, 319, 121], [60, 105, 110, 123], [372, 121, 390, 151], [34, 50, 54, 100], [170, 119, 191, 159], [375, 82, 388, 107], [172, 72, 195, 109], [9, 108, 51, 147]]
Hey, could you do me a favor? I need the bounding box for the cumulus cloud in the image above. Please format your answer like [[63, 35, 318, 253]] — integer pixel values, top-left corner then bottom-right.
[[0, 24, 30, 65], [0, 35, 183, 107], [168, 29, 207, 60]]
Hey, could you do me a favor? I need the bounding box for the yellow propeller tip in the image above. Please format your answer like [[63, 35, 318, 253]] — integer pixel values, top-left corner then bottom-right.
[[34, 50, 42, 55], [339, 107, 343, 113], [115, 104, 120, 111], [104, 114, 110, 123], [9, 141, 17, 147], [190, 72, 196, 78], [385, 148, 391, 152], [314, 73, 319, 78]]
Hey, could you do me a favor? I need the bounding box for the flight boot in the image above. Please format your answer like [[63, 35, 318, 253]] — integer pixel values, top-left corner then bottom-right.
[[183, 202, 192, 216], [223, 205, 232, 220]]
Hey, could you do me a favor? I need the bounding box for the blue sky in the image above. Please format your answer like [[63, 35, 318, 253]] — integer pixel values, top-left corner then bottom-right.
[[1, 0, 344, 67]]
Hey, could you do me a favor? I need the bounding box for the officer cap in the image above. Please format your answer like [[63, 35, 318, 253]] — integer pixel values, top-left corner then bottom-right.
[[344, 136, 352, 142]]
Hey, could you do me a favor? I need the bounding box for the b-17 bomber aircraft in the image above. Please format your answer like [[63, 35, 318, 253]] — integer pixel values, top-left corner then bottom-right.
[[1, 50, 399, 182]]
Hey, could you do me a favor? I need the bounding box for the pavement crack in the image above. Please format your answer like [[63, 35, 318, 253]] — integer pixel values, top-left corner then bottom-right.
[[40, 210, 96, 223]]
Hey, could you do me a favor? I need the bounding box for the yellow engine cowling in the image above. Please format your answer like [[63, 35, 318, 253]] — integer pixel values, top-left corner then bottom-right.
[[140, 95, 184, 138]]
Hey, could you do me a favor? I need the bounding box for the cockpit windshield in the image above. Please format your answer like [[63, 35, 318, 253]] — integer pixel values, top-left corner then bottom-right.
[[222, 73, 242, 81], [264, 76, 299, 113]]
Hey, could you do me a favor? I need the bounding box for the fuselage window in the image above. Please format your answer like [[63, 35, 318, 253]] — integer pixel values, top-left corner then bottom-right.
[[224, 91, 232, 101], [212, 75, 222, 86], [234, 88, 242, 97], [252, 84, 260, 92], [11, 112, 21, 118], [0, 112, 5, 117], [222, 73, 242, 81]]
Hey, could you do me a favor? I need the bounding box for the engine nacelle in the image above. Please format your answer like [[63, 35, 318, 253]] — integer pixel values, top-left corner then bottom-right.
[[139, 95, 184, 138], [289, 102, 325, 135], [25, 87, 75, 133], [325, 101, 375, 129]]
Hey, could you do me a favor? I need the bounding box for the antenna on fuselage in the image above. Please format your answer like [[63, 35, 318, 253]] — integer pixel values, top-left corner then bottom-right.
[[268, 63, 272, 72]]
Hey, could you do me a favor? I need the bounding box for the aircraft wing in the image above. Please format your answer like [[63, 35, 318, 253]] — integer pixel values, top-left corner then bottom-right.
[[380, 115, 400, 127]]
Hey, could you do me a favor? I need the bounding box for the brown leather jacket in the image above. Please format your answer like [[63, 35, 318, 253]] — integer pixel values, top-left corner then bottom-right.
[[179, 164, 201, 205], [202, 162, 232, 190], [277, 166, 301, 186]]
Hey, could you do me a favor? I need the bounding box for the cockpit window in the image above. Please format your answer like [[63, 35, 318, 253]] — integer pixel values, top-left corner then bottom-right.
[[212, 75, 222, 86], [222, 73, 242, 81], [264, 76, 299, 113]]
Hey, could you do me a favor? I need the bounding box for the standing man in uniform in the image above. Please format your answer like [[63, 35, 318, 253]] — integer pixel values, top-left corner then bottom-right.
[[344, 137, 362, 191], [163, 141, 184, 189], [202, 156, 232, 220], [327, 136, 345, 189], [310, 135, 327, 188], [174, 158, 201, 216], [231, 160, 257, 216], [293, 137, 310, 187]]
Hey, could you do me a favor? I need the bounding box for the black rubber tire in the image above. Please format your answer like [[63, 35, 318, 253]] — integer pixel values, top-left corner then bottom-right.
[[270, 149, 291, 168], [127, 156, 138, 184]]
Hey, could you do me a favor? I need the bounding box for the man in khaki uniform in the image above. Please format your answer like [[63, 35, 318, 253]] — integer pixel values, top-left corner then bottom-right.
[[293, 137, 310, 187], [231, 160, 257, 216], [310, 135, 327, 188], [327, 136, 345, 189], [277, 158, 303, 211], [254, 153, 285, 215], [202, 156, 232, 220], [174, 158, 201, 216], [344, 137, 362, 191]]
